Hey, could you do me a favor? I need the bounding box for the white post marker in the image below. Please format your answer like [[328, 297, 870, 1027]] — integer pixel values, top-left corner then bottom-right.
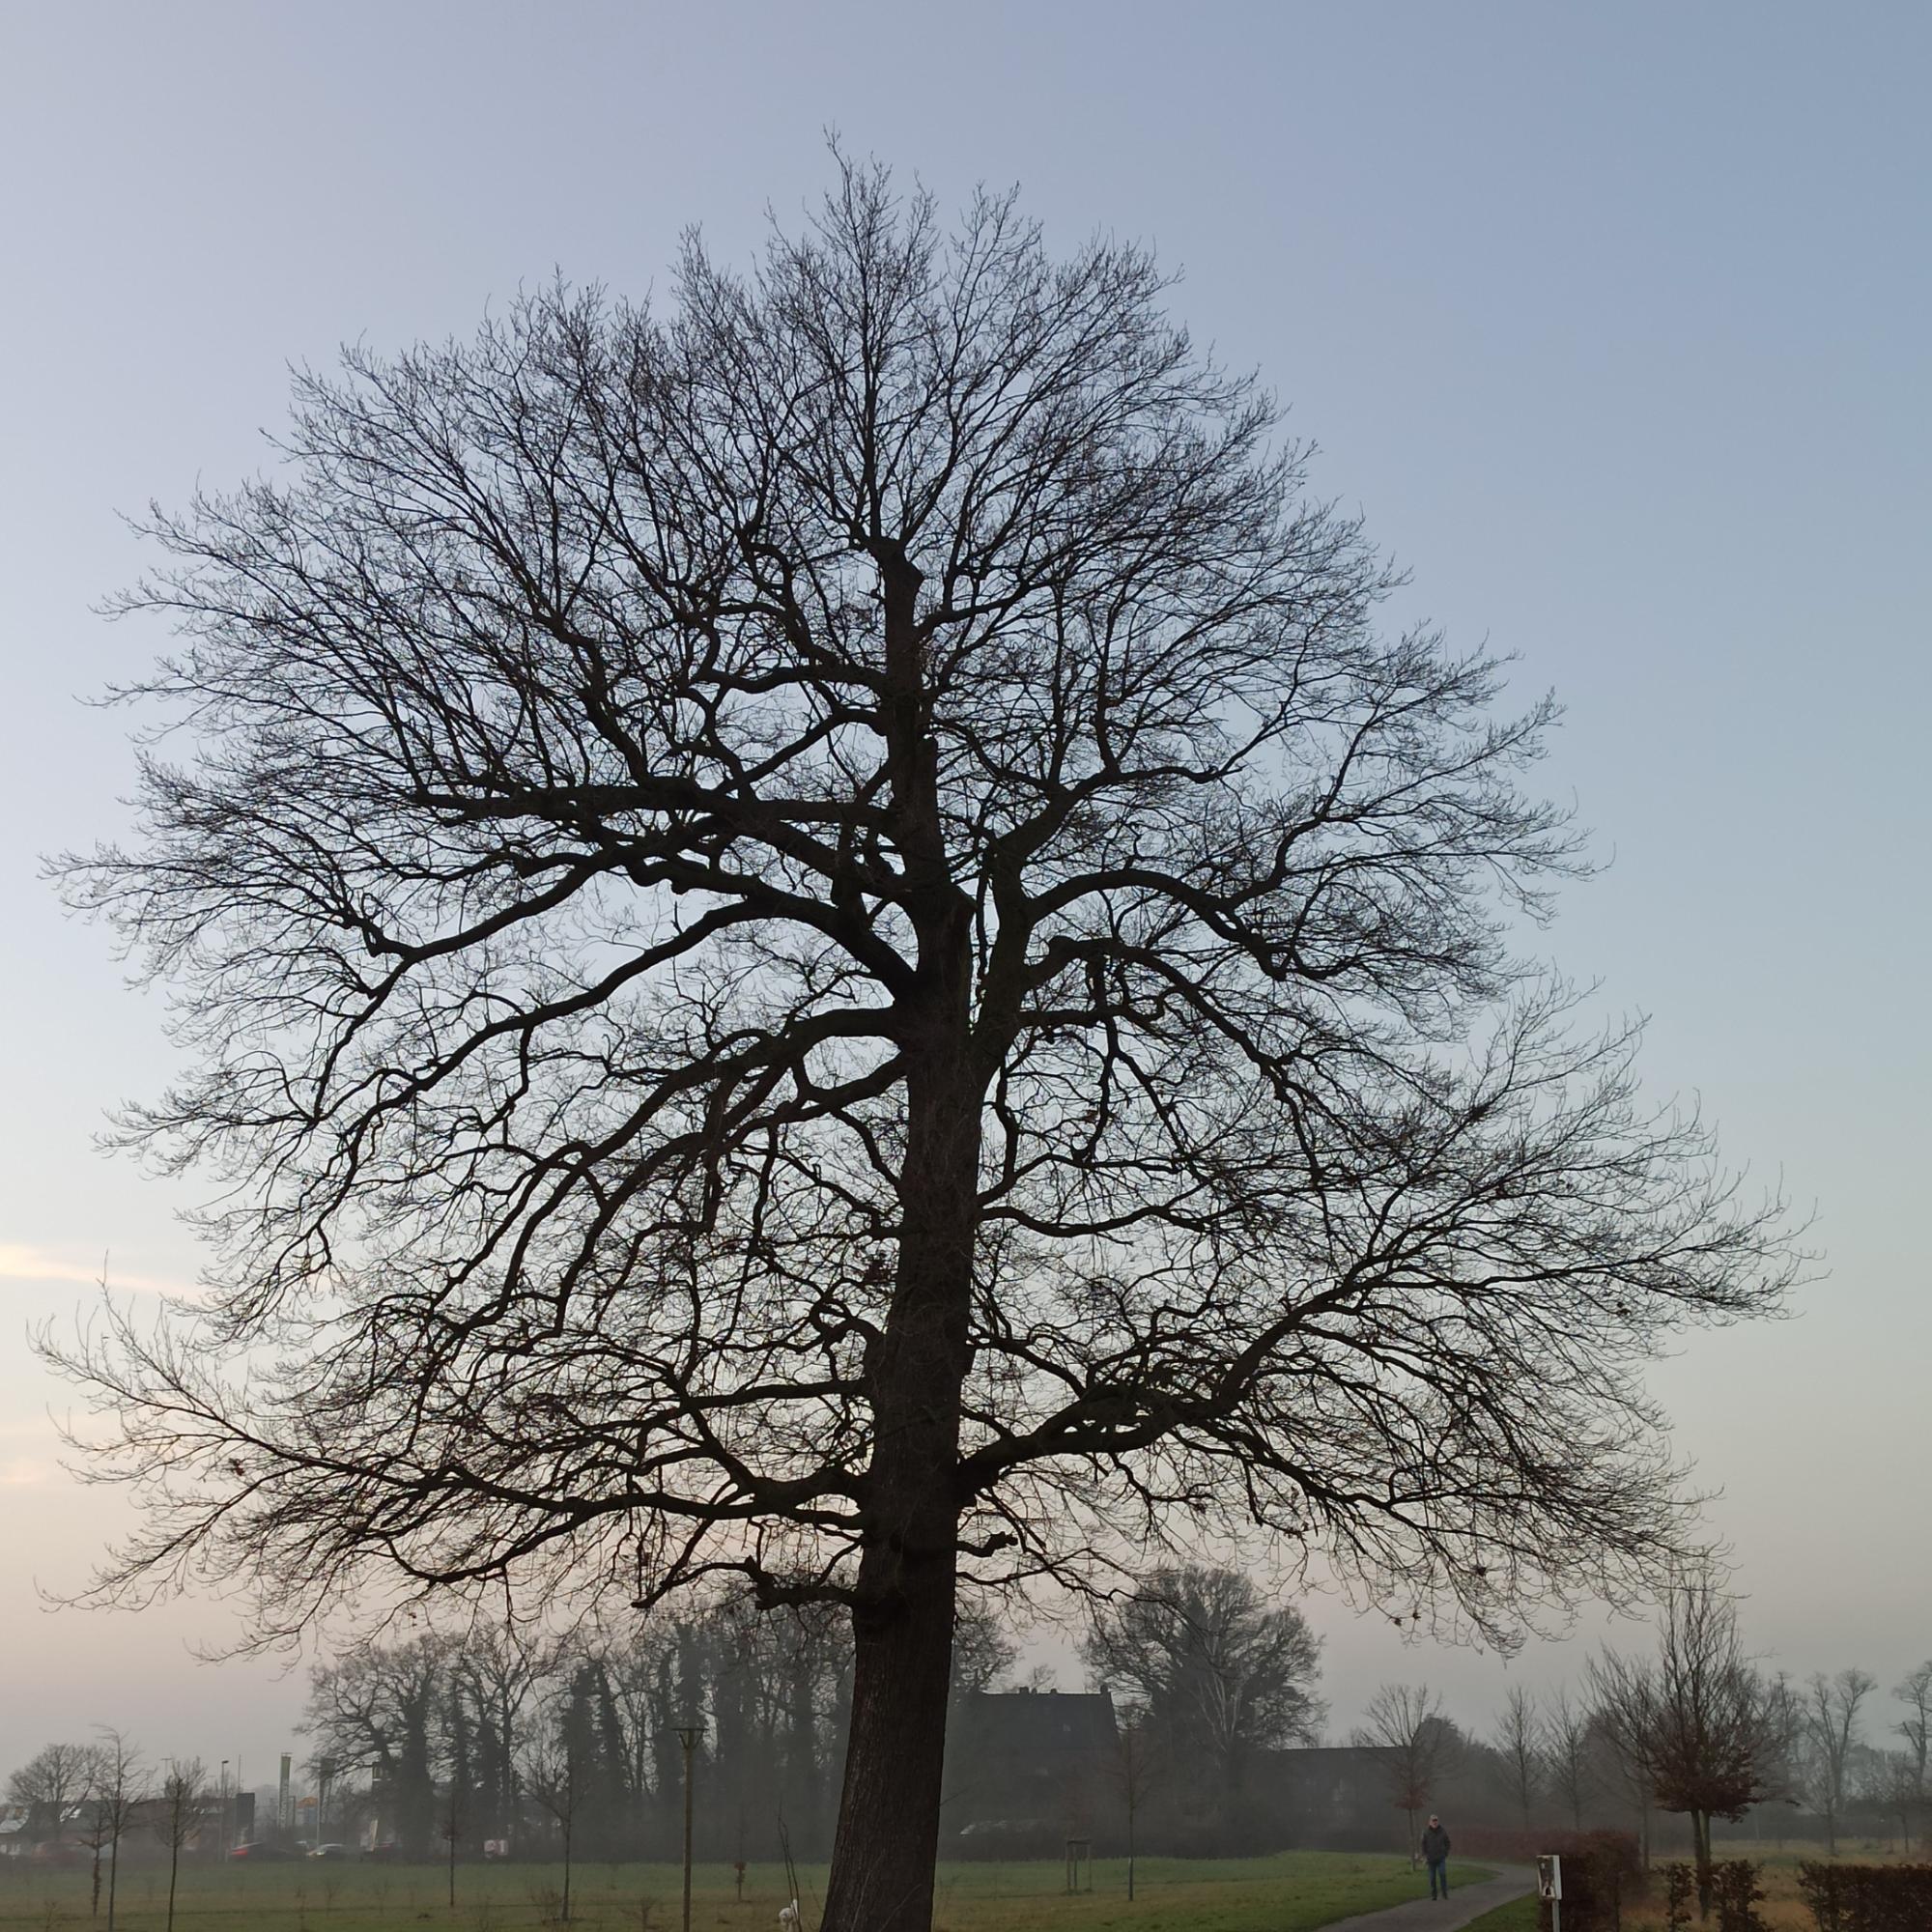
[[1536, 1854, 1563, 1932]]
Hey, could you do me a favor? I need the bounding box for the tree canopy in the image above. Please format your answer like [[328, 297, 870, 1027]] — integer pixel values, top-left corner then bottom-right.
[[47, 156, 1793, 1928]]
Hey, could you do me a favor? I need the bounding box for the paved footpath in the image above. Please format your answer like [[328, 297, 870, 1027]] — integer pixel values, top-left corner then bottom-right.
[[1317, 1864, 1536, 1932]]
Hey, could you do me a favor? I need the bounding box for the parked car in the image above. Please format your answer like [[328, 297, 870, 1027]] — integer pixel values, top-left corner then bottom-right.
[[362, 1842, 401, 1862], [309, 1843, 349, 1861], [229, 1841, 295, 1861]]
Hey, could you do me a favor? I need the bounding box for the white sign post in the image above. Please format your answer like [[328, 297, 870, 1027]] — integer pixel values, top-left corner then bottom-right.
[[1536, 1855, 1563, 1932]]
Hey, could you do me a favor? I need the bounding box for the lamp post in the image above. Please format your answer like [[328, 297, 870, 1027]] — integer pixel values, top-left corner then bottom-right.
[[675, 1724, 704, 1932]]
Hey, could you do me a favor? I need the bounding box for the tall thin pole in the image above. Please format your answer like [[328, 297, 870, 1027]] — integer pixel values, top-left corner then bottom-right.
[[676, 1724, 704, 1932]]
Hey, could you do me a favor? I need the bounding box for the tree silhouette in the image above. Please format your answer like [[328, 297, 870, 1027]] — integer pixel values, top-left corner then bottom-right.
[[1590, 1577, 1793, 1918], [1492, 1684, 1543, 1831], [47, 155, 1792, 1930], [1084, 1565, 1322, 1804], [1355, 1684, 1458, 1857], [152, 1759, 209, 1932]]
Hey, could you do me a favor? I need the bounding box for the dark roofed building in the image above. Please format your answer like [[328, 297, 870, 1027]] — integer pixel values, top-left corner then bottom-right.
[[941, 1689, 1117, 1852]]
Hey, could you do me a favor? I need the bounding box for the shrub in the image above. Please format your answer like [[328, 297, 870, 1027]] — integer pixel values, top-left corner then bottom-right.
[[1662, 1863, 1695, 1932], [1796, 1862, 1932, 1932], [1523, 1834, 1638, 1932], [1457, 1826, 1644, 1883], [1709, 1860, 1769, 1932]]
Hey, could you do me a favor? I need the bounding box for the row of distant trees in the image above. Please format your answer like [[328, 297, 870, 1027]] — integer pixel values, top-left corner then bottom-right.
[[16, 1567, 1927, 1910], [295, 1592, 1025, 1868], [5, 1735, 212, 1932], [1344, 1576, 1932, 1918]]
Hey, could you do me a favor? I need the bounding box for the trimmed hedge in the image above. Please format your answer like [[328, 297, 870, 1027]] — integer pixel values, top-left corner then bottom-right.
[[1796, 1862, 1932, 1932], [1660, 1861, 1767, 1932], [1512, 1832, 1641, 1932], [1455, 1826, 1644, 1882]]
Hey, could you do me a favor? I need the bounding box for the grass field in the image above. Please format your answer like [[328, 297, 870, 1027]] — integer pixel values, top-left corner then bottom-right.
[[1457, 1903, 1537, 1932], [0, 1851, 1493, 1932]]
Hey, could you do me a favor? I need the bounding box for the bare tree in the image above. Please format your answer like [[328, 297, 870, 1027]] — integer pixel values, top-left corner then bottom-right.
[[1587, 1701, 1655, 1865], [950, 1597, 1019, 1700], [1492, 1684, 1543, 1831], [524, 1724, 585, 1924], [1109, 1705, 1160, 1902], [301, 1634, 450, 1858], [86, 1732, 144, 1932], [1894, 1661, 1931, 1847], [152, 1759, 209, 1932], [45, 155, 1794, 1932], [8, 1742, 94, 1846], [1084, 1566, 1322, 1805], [1541, 1688, 1595, 1832], [455, 1621, 553, 1850], [1355, 1684, 1458, 1858], [1801, 1667, 1875, 1857], [1589, 1577, 1792, 1917]]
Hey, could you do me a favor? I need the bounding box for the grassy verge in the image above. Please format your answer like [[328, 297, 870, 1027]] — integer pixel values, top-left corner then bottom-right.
[[1456, 1901, 1538, 1932], [0, 1851, 1498, 1932]]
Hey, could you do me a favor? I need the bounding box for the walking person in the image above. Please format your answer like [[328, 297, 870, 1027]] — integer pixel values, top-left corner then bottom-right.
[[1420, 1814, 1452, 1899]]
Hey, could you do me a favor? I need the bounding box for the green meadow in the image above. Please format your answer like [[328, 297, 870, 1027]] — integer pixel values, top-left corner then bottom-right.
[[0, 1851, 1485, 1932]]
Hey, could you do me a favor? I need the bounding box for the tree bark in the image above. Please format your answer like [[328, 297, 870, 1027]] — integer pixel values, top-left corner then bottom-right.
[[819, 542, 982, 1932], [820, 1054, 979, 1932]]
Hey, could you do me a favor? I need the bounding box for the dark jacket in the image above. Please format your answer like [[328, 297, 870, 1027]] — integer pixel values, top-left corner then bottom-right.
[[1421, 1824, 1451, 1862]]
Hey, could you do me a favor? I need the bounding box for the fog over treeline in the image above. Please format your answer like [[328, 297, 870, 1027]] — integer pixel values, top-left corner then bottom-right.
[[10, 1565, 1928, 1870]]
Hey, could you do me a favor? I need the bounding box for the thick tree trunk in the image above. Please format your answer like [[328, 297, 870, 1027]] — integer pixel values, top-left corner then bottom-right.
[[819, 540, 982, 1932], [822, 1526, 961, 1930], [820, 1050, 980, 1932]]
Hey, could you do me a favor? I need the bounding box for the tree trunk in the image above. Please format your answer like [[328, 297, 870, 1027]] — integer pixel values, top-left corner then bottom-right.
[[1691, 1809, 1713, 1919], [820, 1050, 980, 1932]]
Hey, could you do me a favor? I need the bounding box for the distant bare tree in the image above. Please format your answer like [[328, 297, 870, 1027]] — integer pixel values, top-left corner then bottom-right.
[[1894, 1661, 1931, 1845], [948, 1596, 1018, 1699], [1355, 1684, 1458, 1858], [45, 153, 1795, 1932], [1589, 1577, 1792, 1918], [1542, 1688, 1595, 1832], [1492, 1685, 1543, 1831], [1084, 1566, 1322, 1803], [459, 1620, 555, 1851], [1587, 1703, 1655, 1865], [1801, 1668, 1875, 1857], [152, 1759, 209, 1932], [1108, 1704, 1161, 1902], [524, 1722, 585, 1924], [302, 1634, 450, 1859], [8, 1742, 94, 1845], [86, 1731, 144, 1932]]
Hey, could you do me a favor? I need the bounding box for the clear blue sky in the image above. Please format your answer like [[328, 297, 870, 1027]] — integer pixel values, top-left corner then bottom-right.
[[2, 1, 1926, 1778]]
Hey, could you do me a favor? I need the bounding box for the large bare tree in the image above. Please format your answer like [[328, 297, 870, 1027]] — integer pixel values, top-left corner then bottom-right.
[[1083, 1564, 1323, 1801], [1800, 1666, 1875, 1856], [1492, 1683, 1543, 1831], [46, 157, 1790, 1929], [1540, 1687, 1596, 1831], [1893, 1661, 1931, 1840], [6, 1741, 94, 1844], [1589, 1577, 1793, 1916], [1354, 1682, 1460, 1856]]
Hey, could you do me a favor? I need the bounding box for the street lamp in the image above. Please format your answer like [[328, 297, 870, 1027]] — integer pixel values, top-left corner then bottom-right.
[[674, 1724, 704, 1932]]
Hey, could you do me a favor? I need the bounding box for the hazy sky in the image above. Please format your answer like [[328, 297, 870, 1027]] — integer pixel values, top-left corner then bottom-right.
[[3, 2, 1927, 1784]]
